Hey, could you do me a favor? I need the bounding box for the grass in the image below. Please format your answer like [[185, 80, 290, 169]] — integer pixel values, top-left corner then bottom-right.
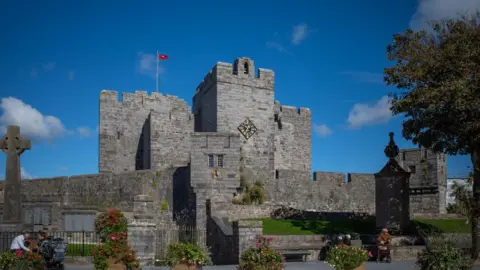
[[251, 217, 470, 235], [66, 243, 97, 256]]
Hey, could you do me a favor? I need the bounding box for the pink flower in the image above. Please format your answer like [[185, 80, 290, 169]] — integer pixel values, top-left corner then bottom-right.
[[111, 236, 116, 240], [368, 251, 373, 257]]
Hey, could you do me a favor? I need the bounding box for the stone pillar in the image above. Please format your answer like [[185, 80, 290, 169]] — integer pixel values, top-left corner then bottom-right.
[[375, 132, 411, 232], [233, 220, 263, 263], [128, 194, 157, 265]]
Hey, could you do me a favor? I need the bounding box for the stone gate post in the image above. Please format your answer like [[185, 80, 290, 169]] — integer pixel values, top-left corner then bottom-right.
[[128, 194, 157, 265]]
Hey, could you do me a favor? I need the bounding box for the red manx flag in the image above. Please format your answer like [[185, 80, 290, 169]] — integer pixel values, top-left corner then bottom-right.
[[158, 54, 168, 60]]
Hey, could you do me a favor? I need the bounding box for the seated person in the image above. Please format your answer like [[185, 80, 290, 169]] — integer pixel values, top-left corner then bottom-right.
[[343, 234, 352, 246], [377, 228, 391, 250]]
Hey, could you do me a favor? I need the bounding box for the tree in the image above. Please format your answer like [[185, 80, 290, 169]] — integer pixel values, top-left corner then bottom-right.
[[384, 12, 480, 258]]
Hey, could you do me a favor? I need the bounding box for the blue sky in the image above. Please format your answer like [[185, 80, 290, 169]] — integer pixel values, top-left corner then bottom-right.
[[1, 0, 478, 180]]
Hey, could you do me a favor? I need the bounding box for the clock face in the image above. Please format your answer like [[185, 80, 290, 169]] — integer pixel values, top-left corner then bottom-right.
[[237, 118, 258, 140]]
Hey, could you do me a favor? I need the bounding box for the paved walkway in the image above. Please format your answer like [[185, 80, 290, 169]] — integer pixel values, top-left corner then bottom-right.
[[64, 260, 480, 269]]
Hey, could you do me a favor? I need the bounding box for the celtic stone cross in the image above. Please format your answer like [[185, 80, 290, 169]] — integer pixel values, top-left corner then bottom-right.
[[0, 125, 31, 223]]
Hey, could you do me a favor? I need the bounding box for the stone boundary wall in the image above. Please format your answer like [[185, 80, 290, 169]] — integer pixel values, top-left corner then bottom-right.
[[232, 220, 263, 263]]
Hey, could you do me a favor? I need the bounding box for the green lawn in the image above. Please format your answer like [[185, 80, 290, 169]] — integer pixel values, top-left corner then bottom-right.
[[251, 217, 469, 235], [66, 243, 97, 256]]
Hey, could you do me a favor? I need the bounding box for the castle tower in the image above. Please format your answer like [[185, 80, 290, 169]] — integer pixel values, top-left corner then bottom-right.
[[193, 58, 276, 182], [396, 146, 447, 214]]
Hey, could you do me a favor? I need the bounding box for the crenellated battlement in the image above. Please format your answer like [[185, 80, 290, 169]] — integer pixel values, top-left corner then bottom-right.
[[274, 100, 311, 125], [195, 58, 275, 94], [100, 90, 191, 112]]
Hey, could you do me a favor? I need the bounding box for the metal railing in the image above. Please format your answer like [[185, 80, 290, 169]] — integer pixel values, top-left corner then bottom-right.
[[0, 231, 100, 257], [0, 227, 207, 258]]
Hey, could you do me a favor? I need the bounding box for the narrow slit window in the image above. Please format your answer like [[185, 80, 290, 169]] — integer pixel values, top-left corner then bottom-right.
[[218, 155, 224, 168], [275, 170, 279, 179], [208, 155, 214, 168], [244, 62, 249, 74]]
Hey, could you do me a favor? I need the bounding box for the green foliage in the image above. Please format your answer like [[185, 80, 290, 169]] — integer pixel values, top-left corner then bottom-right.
[[325, 244, 368, 270], [0, 251, 45, 270], [0, 251, 18, 269], [93, 209, 140, 270], [235, 176, 266, 205], [164, 242, 211, 267], [416, 237, 472, 270], [94, 208, 128, 240], [449, 180, 474, 219], [384, 12, 480, 155], [161, 197, 169, 213], [238, 236, 284, 270]]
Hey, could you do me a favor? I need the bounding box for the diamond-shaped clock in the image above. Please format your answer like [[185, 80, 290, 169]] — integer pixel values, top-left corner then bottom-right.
[[237, 118, 257, 139]]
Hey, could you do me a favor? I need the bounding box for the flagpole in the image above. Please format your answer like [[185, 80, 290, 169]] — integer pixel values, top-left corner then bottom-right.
[[156, 50, 159, 92]]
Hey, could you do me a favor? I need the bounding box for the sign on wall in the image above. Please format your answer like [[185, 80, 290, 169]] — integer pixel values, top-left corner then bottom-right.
[[64, 214, 95, 232]]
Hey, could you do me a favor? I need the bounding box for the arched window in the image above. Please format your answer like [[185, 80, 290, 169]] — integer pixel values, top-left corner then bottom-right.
[[244, 62, 249, 74]]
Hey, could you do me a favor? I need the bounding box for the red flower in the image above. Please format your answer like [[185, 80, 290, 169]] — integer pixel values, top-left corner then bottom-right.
[[15, 250, 23, 257]]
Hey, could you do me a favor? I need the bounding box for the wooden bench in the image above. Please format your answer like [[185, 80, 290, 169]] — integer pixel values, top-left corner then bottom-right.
[[282, 250, 311, 262]]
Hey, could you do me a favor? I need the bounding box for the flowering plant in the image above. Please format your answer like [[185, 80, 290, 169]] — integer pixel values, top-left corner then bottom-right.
[[95, 208, 128, 241], [165, 242, 211, 267], [0, 251, 18, 269], [238, 236, 284, 270], [93, 208, 140, 270], [416, 238, 472, 270], [325, 244, 368, 270]]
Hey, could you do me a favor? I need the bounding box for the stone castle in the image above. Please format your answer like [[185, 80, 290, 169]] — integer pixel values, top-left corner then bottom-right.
[[0, 57, 447, 233]]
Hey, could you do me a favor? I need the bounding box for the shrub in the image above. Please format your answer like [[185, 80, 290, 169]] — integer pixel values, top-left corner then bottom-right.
[[238, 236, 284, 270], [93, 208, 140, 270], [95, 208, 128, 241], [416, 238, 472, 270], [0, 251, 18, 269], [325, 244, 368, 270], [165, 242, 211, 267]]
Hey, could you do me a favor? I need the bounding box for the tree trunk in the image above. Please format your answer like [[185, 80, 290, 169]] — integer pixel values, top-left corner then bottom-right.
[[471, 148, 480, 260]]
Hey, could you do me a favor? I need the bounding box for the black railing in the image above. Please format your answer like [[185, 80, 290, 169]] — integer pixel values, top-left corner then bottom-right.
[[0, 231, 100, 257]]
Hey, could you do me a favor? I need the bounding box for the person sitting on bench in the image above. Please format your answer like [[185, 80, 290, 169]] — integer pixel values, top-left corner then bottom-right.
[[377, 228, 391, 249]]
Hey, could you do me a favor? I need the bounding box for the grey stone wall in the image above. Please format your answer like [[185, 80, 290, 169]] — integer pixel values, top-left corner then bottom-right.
[[99, 90, 192, 174], [193, 58, 276, 184], [0, 169, 177, 230], [232, 220, 263, 263], [274, 101, 312, 173], [397, 147, 447, 214], [190, 132, 241, 229]]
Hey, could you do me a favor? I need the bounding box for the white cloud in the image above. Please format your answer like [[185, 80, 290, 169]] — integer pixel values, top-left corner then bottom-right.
[[68, 71, 75, 80], [313, 124, 332, 137], [20, 167, 33, 180], [137, 52, 166, 78], [347, 96, 393, 129], [292, 23, 311, 45], [76, 126, 92, 137], [0, 97, 66, 140], [30, 68, 38, 77], [339, 71, 384, 84], [410, 0, 480, 30], [266, 41, 288, 53], [57, 166, 69, 172], [42, 62, 56, 72]]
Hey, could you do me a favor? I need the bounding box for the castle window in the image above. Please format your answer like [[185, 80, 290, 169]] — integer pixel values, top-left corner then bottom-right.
[[402, 152, 406, 161], [217, 155, 224, 168], [244, 62, 249, 74], [117, 131, 121, 140], [208, 155, 214, 168], [275, 170, 279, 179], [409, 165, 416, 173]]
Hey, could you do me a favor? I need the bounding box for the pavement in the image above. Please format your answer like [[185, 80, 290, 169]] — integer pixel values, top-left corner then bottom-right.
[[64, 260, 480, 270]]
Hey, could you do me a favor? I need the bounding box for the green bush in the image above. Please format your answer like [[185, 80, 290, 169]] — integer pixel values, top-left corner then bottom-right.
[[325, 244, 368, 270], [0, 251, 18, 269], [238, 236, 284, 270], [165, 242, 211, 267], [416, 237, 472, 270]]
